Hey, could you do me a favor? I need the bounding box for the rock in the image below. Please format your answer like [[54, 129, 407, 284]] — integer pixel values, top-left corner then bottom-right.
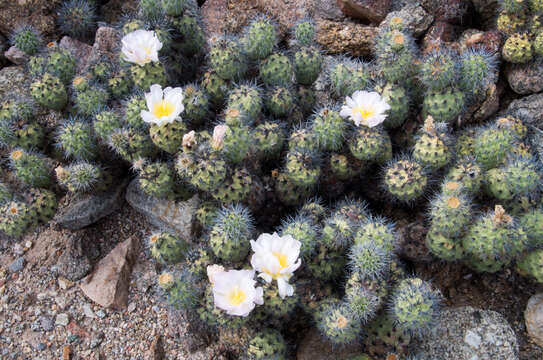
[[471, 0, 500, 29], [297, 328, 363, 359], [316, 19, 376, 57], [126, 179, 199, 241], [421, 21, 460, 54], [101, 0, 138, 24], [460, 83, 501, 125], [507, 93, 543, 128], [80, 237, 139, 310], [525, 293, 543, 347], [56, 233, 97, 282], [54, 179, 128, 230], [506, 61, 543, 95], [59, 36, 93, 73], [146, 336, 165, 360], [417, 306, 519, 360], [0, 0, 59, 40], [457, 29, 502, 53], [39, 316, 54, 332], [396, 217, 432, 262], [93, 27, 122, 55], [8, 257, 25, 273], [380, 3, 433, 37], [55, 313, 70, 327], [312, 0, 345, 21], [0, 66, 29, 100], [4, 46, 28, 65], [421, 0, 471, 25], [83, 304, 96, 319], [200, 0, 259, 36], [337, 0, 391, 23], [254, 0, 312, 35]]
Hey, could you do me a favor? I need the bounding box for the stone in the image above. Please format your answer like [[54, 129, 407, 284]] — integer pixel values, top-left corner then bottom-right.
[[396, 217, 432, 262], [59, 36, 92, 73], [8, 257, 25, 273], [4, 46, 28, 65], [421, 0, 471, 25], [316, 19, 376, 57], [460, 83, 501, 125], [312, 0, 345, 21], [380, 3, 433, 37], [83, 304, 96, 319], [55, 313, 69, 327], [297, 328, 363, 359], [506, 61, 543, 95], [126, 179, 199, 241], [80, 237, 139, 310], [471, 0, 500, 29], [417, 306, 519, 360], [525, 293, 543, 347], [507, 93, 543, 128], [421, 21, 460, 54], [39, 316, 54, 331], [200, 0, 258, 36], [0, 66, 29, 100], [54, 179, 128, 231], [457, 29, 502, 53], [93, 27, 122, 55], [56, 233, 96, 282], [337, 0, 391, 23], [0, 0, 59, 40], [254, 0, 312, 35]]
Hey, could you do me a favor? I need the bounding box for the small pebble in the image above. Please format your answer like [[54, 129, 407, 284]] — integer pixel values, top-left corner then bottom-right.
[[8, 258, 25, 273], [55, 313, 69, 327], [96, 310, 106, 319]]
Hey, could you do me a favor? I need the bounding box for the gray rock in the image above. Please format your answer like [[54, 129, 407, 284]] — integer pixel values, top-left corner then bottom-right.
[[39, 316, 54, 332], [4, 46, 28, 65], [55, 233, 96, 282], [55, 313, 69, 327], [59, 36, 92, 73], [381, 4, 434, 37], [506, 61, 543, 95], [8, 257, 25, 273], [507, 93, 543, 128], [417, 306, 519, 360], [0, 66, 29, 100], [297, 328, 363, 359], [53, 179, 128, 230], [126, 179, 199, 241], [337, 0, 391, 23], [312, 0, 345, 21], [525, 293, 543, 347]]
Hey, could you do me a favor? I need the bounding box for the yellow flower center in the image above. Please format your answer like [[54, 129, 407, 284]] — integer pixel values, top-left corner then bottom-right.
[[353, 106, 375, 121], [273, 252, 289, 270], [228, 287, 247, 306], [152, 100, 175, 118]]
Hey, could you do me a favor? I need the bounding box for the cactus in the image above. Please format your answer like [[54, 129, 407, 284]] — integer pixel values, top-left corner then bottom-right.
[[27, 188, 58, 224], [390, 278, 442, 335], [161, 0, 190, 16], [517, 250, 543, 282], [473, 125, 515, 169], [423, 88, 465, 124], [288, 126, 318, 152], [209, 204, 254, 262], [94, 110, 123, 142], [131, 62, 168, 90], [311, 107, 346, 152], [57, 0, 97, 38], [383, 158, 428, 203], [149, 232, 188, 264], [344, 278, 380, 323], [428, 191, 473, 238], [56, 161, 108, 193], [330, 59, 371, 98], [377, 83, 410, 129], [174, 14, 206, 56], [519, 208, 543, 248], [285, 149, 321, 188], [496, 114, 528, 139], [57, 120, 97, 161], [30, 73, 68, 111], [201, 70, 230, 107], [487, 157, 541, 201], [209, 37, 247, 80], [176, 149, 227, 192], [219, 125, 252, 164], [412, 118, 453, 170], [247, 329, 288, 359], [425, 227, 465, 261], [315, 299, 361, 345], [497, 13, 526, 34], [211, 167, 253, 203], [45, 48, 77, 84], [354, 217, 397, 252], [0, 183, 12, 205], [297, 85, 316, 115], [0, 115, 44, 151], [329, 153, 362, 181], [321, 212, 359, 250], [258, 283, 298, 319], [139, 0, 164, 19], [458, 49, 498, 94], [502, 33, 533, 63], [9, 149, 51, 188], [259, 53, 294, 87], [182, 84, 210, 125], [74, 85, 109, 116], [279, 214, 319, 259], [535, 31, 543, 55], [294, 20, 316, 46], [137, 161, 177, 199], [275, 172, 315, 206], [265, 87, 295, 118], [364, 312, 411, 358], [242, 18, 278, 61], [160, 270, 202, 309], [349, 242, 391, 280], [420, 49, 459, 91], [445, 158, 484, 195], [149, 121, 188, 154], [109, 128, 156, 162], [0, 201, 33, 238], [227, 84, 263, 123], [462, 205, 528, 272], [253, 122, 285, 159], [109, 70, 133, 97], [294, 47, 322, 85], [10, 25, 41, 55], [348, 126, 392, 164]]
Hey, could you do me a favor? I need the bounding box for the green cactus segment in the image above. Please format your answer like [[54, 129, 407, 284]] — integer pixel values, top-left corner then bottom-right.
[[94, 111, 123, 141], [297, 85, 316, 115], [348, 126, 392, 164], [502, 33, 533, 63], [31, 73, 68, 111], [259, 283, 298, 319], [74, 86, 109, 116], [423, 89, 465, 124], [243, 18, 278, 61], [315, 299, 361, 345], [294, 47, 322, 85], [211, 167, 252, 203], [182, 84, 210, 125], [149, 232, 188, 264], [138, 162, 176, 199], [519, 208, 543, 248], [265, 87, 295, 118], [285, 150, 321, 188], [202, 71, 230, 107], [109, 128, 156, 162], [0, 201, 34, 238], [0, 183, 12, 205], [349, 242, 391, 280], [535, 31, 543, 55], [379, 83, 409, 129], [473, 126, 515, 169], [354, 218, 397, 252], [329, 153, 363, 181], [253, 122, 285, 159], [11, 26, 41, 55], [364, 312, 412, 358], [412, 122, 452, 170], [497, 13, 526, 35], [517, 250, 543, 283], [209, 38, 247, 81], [160, 270, 202, 310], [227, 84, 263, 123], [462, 206, 527, 273], [130, 62, 167, 90], [45, 48, 77, 84], [56, 162, 108, 193], [428, 192, 472, 238], [57, 120, 97, 161], [425, 228, 465, 261], [288, 127, 318, 152], [149, 121, 187, 154], [275, 172, 315, 206], [445, 159, 484, 195], [259, 53, 293, 87], [176, 150, 227, 192], [391, 278, 442, 335], [420, 50, 458, 91], [27, 188, 58, 224], [108, 70, 133, 97], [294, 20, 316, 46], [311, 108, 346, 152], [58, 0, 97, 38], [209, 204, 254, 262], [280, 215, 318, 259], [220, 125, 252, 164], [9, 149, 51, 188], [383, 159, 428, 203], [330, 61, 371, 98], [344, 277, 380, 323], [247, 329, 288, 359]]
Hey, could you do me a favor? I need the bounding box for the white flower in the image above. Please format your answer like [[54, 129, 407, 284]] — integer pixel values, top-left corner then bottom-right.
[[212, 269, 263, 317], [250, 232, 302, 299], [207, 264, 225, 284], [183, 130, 197, 148], [121, 30, 163, 66], [339, 91, 391, 127], [140, 84, 185, 126], [211, 124, 228, 149]]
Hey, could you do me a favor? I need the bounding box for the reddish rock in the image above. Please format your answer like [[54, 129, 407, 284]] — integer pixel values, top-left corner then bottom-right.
[[200, 0, 258, 36], [254, 0, 312, 35], [59, 36, 92, 73], [336, 0, 391, 23], [80, 237, 139, 310], [458, 29, 502, 54], [316, 19, 376, 57], [297, 328, 363, 359], [93, 26, 121, 54], [0, 0, 59, 40], [421, 21, 460, 54]]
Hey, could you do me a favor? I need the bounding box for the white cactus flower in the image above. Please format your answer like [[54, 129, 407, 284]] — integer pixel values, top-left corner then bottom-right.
[[207, 264, 225, 284], [250, 232, 302, 299], [182, 130, 197, 148], [121, 30, 163, 66], [211, 269, 263, 317], [140, 84, 185, 126], [339, 90, 391, 128], [211, 124, 228, 149]]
